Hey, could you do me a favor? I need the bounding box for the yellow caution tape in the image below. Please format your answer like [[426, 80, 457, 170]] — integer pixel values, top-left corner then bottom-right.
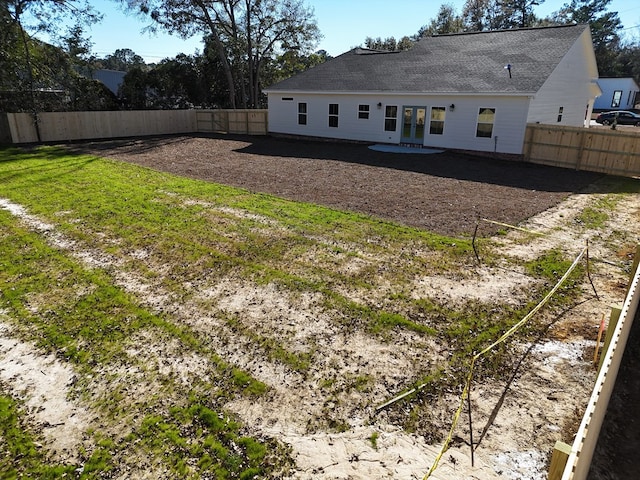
[[423, 245, 588, 479]]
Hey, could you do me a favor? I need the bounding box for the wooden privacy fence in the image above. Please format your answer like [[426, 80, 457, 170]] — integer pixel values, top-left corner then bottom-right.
[[4, 109, 268, 144], [195, 109, 268, 135], [6, 110, 197, 143], [549, 247, 640, 480], [524, 123, 640, 177]]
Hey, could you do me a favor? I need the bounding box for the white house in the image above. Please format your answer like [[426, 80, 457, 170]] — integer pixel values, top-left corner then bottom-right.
[[594, 77, 639, 111], [265, 24, 600, 155]]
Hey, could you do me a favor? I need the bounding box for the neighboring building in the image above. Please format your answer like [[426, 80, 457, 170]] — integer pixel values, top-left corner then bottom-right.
[[265, 24, 600, 155], [594, 77, 640, 111], [91, 69, 126, 95]]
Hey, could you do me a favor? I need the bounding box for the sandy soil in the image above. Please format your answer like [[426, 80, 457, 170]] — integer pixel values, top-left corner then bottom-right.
[[1, 135, 638, 479]]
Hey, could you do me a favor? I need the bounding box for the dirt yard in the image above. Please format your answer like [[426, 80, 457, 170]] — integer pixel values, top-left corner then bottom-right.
[[68, 134, 603, 237], [2, 134, 639, 479]]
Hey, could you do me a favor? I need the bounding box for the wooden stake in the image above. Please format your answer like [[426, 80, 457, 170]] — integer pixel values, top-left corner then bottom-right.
[[467, 373, 475, 467], [472, 220, 481, 264], [586, 239, 599, 300], [593, 313, 605, 365]]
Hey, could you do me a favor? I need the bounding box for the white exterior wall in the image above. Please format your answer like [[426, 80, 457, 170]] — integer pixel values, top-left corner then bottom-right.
[[527, 28, 599, 127], [267, 92, 531, 154], [594, 78, 640, 110]]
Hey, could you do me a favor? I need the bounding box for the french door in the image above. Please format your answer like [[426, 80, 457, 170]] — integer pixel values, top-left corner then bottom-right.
[[401, 106, 426, 145]]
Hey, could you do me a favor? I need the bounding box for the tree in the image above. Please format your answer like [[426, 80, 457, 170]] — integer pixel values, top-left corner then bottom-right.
[[550, 0, 623, 75], [118, 44, 237, 109], [462, 0, 492, 31], [397, 36, 414, 50], [498, 0, 544, 28], [124, 0, 321, 109], [3, 0, 100, 138], [119, 67, 150, 109], [265, 49, 329, 84], [363, 36, 413, 51], [616, 39, 640, 87], [0, 5, 23, 94], [100, 48, 147, 72], [417, 4, 464, 38]]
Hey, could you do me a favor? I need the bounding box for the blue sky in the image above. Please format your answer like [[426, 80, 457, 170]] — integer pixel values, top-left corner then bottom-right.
[[67, 0, 640, 63]]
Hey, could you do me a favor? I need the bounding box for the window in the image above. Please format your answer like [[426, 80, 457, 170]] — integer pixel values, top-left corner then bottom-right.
[[612, 90, 622, 108], [557, 106, 564, 123], [298, 103, 307, 125], [476, 108, 495, 138], [358, 104, 370, 119], [282, 97, 293, 101], [329, 103, 339, 127], [429, 107, 446, 135], [384, 105, 398, 131]]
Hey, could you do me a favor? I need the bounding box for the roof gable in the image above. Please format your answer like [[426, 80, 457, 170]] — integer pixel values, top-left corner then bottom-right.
[[266, 24, 591, 95]]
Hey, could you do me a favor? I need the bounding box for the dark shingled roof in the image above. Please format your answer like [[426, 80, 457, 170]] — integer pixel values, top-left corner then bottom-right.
[[266, 24, 589, 94]]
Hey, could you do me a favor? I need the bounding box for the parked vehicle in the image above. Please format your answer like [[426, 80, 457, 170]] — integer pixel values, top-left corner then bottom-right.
[[595, 110, 640, 126]]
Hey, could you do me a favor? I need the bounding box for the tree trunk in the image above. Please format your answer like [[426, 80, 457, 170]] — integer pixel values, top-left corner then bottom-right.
[[197, 1, 237, 108], [245, 0, 255, 108], [17, 17, 41, 142], [253, 56, 261, 108], [212, 34, 237, 108]]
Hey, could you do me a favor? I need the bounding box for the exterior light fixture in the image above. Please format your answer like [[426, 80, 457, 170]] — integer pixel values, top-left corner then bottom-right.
[[377, 102, 382, 109], [449, 104, 455, 111]]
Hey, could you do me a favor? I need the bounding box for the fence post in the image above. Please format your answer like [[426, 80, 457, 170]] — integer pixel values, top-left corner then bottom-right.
[[599, 306, 622, 373], [549, 441, 572, 480], [524, 124, 535, 161]]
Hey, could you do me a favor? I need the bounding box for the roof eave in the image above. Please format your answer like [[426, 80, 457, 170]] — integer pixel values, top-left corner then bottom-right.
[[265, 89, 537, 97]]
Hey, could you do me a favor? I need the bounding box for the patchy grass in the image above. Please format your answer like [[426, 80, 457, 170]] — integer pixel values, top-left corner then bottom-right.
[[0, 394, 76, 478], [0, 145, 600, 477], [575, 188, 637, 230]]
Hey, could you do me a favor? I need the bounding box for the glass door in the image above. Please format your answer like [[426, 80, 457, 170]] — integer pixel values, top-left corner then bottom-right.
[[401, 106, 426, 144]]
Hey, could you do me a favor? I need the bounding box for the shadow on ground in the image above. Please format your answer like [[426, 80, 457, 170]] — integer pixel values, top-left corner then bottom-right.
[[62, 134, 634, 237]]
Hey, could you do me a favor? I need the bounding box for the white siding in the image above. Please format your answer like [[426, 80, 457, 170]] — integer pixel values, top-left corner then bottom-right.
[[527, 28, 599, 127], [422, 96, 530, 154], [268, 93, 396, 143], [594, 78, 640, 110], [267, 93, 531, 154]]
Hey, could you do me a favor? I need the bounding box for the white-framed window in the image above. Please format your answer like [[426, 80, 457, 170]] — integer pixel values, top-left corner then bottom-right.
[[384, 105, 397, 131], [557, 106, 564, 123], [298, 103, 307, 125], [329, 103, 339, 127], [612, 90, 622, 108], [429, 107, 446, 135], [358, 104, 370, 119], [476, 108, 495, 138]]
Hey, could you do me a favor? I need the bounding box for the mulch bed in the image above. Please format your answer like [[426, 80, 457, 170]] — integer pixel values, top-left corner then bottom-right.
[[68, 134, 603, 237]]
